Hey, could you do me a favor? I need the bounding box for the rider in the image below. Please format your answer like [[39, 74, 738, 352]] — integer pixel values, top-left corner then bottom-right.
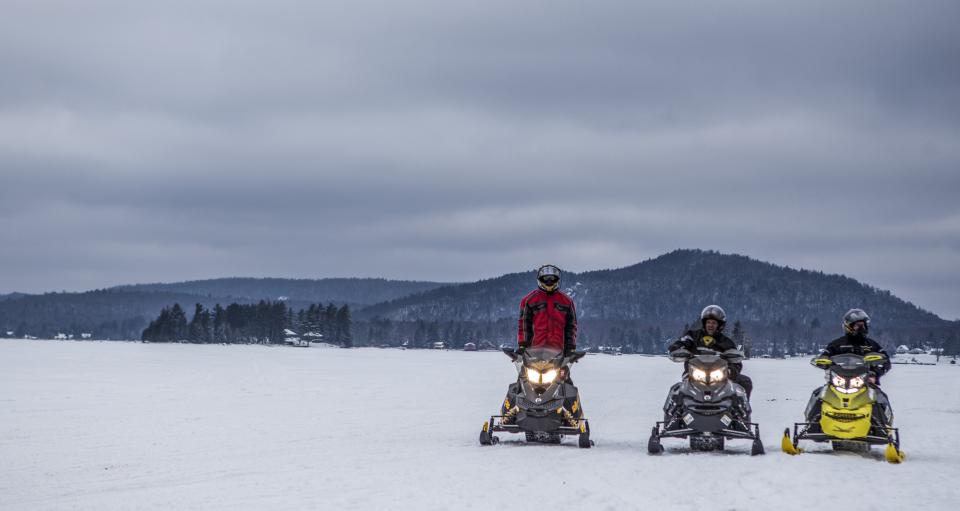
[[517, 264, 578, 359], [501, 264, 580, 425], [668, 305, 753, 399], [807, 308, 894, 425], [814, 308, 891, 383]]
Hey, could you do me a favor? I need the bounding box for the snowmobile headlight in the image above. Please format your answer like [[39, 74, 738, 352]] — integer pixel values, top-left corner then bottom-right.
[[709, 369, 725, 382], [848, 376, 865, 389], [831, 373, 846, 388], [691, 369, 707, 383], [525, 368, 541, 383], [540, 369, 558, 384]]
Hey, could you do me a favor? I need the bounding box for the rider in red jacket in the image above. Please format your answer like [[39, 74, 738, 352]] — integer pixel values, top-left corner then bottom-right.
[[518, 264, 577, 354]]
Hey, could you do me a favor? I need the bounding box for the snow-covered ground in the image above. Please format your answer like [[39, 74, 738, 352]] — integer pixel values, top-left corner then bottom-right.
[[2, 340, 958, 510]]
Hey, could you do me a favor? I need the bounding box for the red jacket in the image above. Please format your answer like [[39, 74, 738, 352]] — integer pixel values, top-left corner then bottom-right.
[[517, 289, 577, 351]]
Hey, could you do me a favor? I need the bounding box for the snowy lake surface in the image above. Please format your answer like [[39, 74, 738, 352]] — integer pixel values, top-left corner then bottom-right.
[[2, 340, 958, 510]]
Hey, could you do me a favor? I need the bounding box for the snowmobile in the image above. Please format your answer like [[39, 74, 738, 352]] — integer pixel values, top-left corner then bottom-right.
[[648, 347, 764, 455], [479, 346, 593, 448], [782, 352, 904, 463]]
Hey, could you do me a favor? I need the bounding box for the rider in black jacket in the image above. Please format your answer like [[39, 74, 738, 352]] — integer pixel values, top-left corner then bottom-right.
[[816, 308, 892, 383], [806, 308, 895, 426], [668, 305, 753, 399]]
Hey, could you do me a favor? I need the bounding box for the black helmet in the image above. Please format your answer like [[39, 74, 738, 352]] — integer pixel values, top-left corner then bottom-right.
[[700, 304, 727, 332], [842, 308, 870, 335], [536, 264, 561, 292]]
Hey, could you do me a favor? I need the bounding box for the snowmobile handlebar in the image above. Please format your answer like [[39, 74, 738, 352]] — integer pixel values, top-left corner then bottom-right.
[[809, 352, 888, 370], [670, 347, 743, 363], [503, 347, 586, 365]]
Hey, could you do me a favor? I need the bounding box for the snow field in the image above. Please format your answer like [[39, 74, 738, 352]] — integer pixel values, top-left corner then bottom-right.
[[1, 340, 958, 510]]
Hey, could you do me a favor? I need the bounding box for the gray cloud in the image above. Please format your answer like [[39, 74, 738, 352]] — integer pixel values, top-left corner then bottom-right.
[[1, 0, 959, 318]]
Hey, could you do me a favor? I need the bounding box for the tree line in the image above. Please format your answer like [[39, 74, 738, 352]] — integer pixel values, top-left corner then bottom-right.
[[348, 316, 960, 359], [141, 301, 353, 347]]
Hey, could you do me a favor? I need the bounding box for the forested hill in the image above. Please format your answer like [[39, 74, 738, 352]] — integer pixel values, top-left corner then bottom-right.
[[0, 278, 449, 339], [357, 249, 946, 333], [114, 277, 450, 306], [1, 251, 953, 348], [0, 290, 238, 340]]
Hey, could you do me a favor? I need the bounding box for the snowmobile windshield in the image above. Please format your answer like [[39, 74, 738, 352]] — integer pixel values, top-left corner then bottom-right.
[[523, 347, 563, 365], [829, 354, 869, 377]]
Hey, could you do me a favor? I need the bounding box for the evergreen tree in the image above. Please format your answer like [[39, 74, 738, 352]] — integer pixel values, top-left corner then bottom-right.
[[324, 303, 339, 344], [199, 307, 212, 343], [169, 303, 188, 341], [213, 304, 227, 343], [188, 303, 206, 343], [337, 305, 353, 348], [732, 321, 745, 348]]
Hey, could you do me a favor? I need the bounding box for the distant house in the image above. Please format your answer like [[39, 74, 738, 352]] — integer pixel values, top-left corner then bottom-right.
[[283, 329, 310, 347], [463, 342, 477, 351], [81, 333, 92, 339], [4, 331, 13, 338], [908, 347, 925, 355], [896, 345, 909, 354], [432, 341, 446, 350], [301, 331, 324, 343], [54, 333, 68, 340]]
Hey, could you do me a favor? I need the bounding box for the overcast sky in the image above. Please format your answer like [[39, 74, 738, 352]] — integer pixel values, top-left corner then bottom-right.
[[2, 0, 959, 319]]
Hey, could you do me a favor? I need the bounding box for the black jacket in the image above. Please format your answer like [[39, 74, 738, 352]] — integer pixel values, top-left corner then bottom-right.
[[820, 334, 892, 378], [669, 328, 743, 377]]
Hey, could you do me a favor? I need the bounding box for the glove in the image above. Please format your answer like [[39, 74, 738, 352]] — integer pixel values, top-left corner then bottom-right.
[[564, 347, 575, 357], [516, 346, 526, 355]]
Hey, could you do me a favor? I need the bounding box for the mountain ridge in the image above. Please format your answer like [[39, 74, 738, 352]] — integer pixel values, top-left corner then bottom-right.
[[0, 250, 953, 346]]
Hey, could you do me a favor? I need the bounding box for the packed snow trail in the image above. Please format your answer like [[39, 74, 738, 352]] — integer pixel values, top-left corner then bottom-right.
[[1, 340, 957, 510]]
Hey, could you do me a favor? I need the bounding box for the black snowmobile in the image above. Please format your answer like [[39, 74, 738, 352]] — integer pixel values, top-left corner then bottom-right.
[[782, 352, 904, 463], [479, 346, 593, 448], [648, 347, 764, 455]]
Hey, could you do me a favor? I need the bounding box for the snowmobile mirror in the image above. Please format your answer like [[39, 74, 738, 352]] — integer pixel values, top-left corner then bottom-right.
[[670, 349, 692, 362], [567, 351, 586, 364], [502, 347, 519, 361], [721, 349, 744, 363], [811, 357, 832, 368]]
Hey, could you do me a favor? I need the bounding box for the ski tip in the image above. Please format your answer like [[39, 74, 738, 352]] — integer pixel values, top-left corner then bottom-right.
[[885, 443, 905, 464], [781, 432, 801, 455]]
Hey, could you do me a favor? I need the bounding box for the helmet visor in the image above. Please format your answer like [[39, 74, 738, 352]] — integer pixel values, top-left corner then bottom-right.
[[538, 275, 559, 286]]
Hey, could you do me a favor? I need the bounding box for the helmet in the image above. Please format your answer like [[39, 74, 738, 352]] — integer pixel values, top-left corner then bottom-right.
[[700, 305, 727, 332], [536, 264, 561, 292], [842, 308, 870, 335]]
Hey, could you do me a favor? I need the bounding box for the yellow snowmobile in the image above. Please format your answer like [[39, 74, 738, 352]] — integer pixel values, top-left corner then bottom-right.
[[782, 352, 904, 463]]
